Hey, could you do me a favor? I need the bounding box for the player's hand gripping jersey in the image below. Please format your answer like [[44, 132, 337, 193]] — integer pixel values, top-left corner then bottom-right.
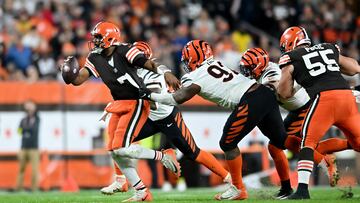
[[279, 43, 350, 98], [137, 69, 174, 121], [181, 58, 256, 109], [85, 43, 148, 100], [258, 62, 310, 111]]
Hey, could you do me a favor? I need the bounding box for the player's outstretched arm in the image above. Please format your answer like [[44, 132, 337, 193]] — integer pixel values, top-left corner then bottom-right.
[[277, 64, 295, 99], [149, 84, 201, 105], [339, 55, 360, 76], [143, 59, 180, 90]]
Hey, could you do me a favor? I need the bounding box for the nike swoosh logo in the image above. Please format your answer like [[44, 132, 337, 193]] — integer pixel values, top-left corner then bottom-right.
[[167, 123, 173, 127]]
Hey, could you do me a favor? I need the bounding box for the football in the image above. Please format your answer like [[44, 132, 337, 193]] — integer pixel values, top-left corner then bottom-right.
[[61, 56, 79, 84]]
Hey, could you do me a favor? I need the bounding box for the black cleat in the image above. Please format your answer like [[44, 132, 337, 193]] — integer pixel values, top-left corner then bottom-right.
[[286, 190, 310, 200], [276, 188, 294, 199]]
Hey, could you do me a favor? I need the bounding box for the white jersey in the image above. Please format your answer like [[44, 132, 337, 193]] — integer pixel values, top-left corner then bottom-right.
[[258, 62, 310, 111], [181, 58, 256, 110], [137, 69, 173, 121]]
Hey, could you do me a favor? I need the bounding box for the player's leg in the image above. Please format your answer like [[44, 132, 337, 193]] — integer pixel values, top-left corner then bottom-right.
[[111, 100, 180, 177], [335, 94, 360, 152], [102, 112, 129, 195], [217, 101, 263, 200], [289, 95, 335, 199], [158, 108, 230, 182], [283, 106, 339, 186], [107, 100, 171, 201], [257, 90, 292, 199], [316, 138, 350, 154], [111, 153, 152, 202]]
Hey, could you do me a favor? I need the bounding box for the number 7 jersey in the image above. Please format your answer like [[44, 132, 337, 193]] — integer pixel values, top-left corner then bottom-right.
[[181, 58, 256, 109], [279, 43, 349, 99]]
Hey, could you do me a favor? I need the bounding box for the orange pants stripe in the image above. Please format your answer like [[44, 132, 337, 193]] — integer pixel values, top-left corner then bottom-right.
[[107, 99, 150, 150], [301, 90, 360, 151]]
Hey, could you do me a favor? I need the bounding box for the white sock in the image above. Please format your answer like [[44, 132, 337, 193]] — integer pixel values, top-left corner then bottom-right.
[[113, 144, 163, 160], [297, 160, 314, 184]]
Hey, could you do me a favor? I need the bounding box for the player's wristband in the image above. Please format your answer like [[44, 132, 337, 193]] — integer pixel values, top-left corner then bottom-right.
[[156, 65, 171, 75]]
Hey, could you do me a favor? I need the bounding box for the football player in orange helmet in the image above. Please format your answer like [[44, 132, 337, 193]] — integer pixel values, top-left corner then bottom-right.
[[277, 26, 360, 199], [60, 21, 182, 202], [240, 47, 352, 196], [279, 26, 311, 54]]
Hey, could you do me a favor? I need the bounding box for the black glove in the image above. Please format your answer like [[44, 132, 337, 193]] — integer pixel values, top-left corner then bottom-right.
[[139, 87, 152, 100], [354, 85, 360, 91]]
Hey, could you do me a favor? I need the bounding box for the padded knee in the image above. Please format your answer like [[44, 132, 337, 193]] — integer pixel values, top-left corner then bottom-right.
[[113, 144, 142, 159]]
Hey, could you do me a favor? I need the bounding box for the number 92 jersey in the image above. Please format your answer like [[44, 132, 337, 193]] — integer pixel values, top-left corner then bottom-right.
[[279, 43, 349, 99], [181, 58, 256, 110]]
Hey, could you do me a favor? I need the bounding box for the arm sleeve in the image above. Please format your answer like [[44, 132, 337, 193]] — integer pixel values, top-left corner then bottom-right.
[[180, 74, 193, 87]]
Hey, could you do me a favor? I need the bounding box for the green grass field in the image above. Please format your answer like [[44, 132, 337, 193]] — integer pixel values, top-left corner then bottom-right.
[[1, 187, 359, 203]]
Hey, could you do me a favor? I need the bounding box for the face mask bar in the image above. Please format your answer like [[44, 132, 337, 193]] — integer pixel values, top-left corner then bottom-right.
[[181, 60, 191, 73]]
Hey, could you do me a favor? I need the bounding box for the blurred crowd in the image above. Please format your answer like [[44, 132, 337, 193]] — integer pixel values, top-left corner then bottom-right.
[[0, 0, 359, 81]]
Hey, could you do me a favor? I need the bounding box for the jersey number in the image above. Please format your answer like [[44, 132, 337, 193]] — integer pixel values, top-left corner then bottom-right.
[[207, 61, 234, 82], [302, 49, 340, 77], [117, 73, 139, 88]]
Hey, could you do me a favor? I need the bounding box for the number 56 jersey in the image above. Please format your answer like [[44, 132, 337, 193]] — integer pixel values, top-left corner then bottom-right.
[[181, 58, 256, 109], [279, 43, 349, 99]]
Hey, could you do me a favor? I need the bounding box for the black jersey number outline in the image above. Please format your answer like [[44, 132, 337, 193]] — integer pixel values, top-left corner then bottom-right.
[[302, 49, 340, 77], [207, 61, 234, 82]]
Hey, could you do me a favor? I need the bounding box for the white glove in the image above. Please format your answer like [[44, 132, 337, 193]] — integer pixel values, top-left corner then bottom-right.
[[352, 90, 360, 103]]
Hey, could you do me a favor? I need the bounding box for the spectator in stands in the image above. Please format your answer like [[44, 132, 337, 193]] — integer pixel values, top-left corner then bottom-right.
[[16, 100, 41, 192], [0, 0, 358, 82], [5, 35, 33, 79], [34, 43, 57, 80]]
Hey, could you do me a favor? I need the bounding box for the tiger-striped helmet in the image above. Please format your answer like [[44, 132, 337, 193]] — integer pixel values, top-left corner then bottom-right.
[[181, 40, 213, 72], [280, 26, 311, 53], [133, 41, 153, 59], [239, 48, 269, 80]]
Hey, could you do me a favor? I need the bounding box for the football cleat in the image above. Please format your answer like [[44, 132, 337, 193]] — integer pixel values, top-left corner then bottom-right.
[[275, 188, 293, 199], [286, 190, 310, 199], [101, 175, 128, 195], [214, 184, 248, 200], [319, 154, 339, 187], [122, 188, 153, 202], [161, 149, 181, 178]]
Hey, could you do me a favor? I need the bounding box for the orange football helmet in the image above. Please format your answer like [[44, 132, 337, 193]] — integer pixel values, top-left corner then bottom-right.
[[280, 26, 311, 53], [181, 40, 213, 72], [239, 48, 269, 79], [90, 21, 121, 50], [133, 41, 153, 59]]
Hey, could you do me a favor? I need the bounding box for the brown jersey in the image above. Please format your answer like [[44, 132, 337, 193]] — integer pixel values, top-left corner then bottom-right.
[[84, 44, 148, 100], [279, 43, 349, 99]]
